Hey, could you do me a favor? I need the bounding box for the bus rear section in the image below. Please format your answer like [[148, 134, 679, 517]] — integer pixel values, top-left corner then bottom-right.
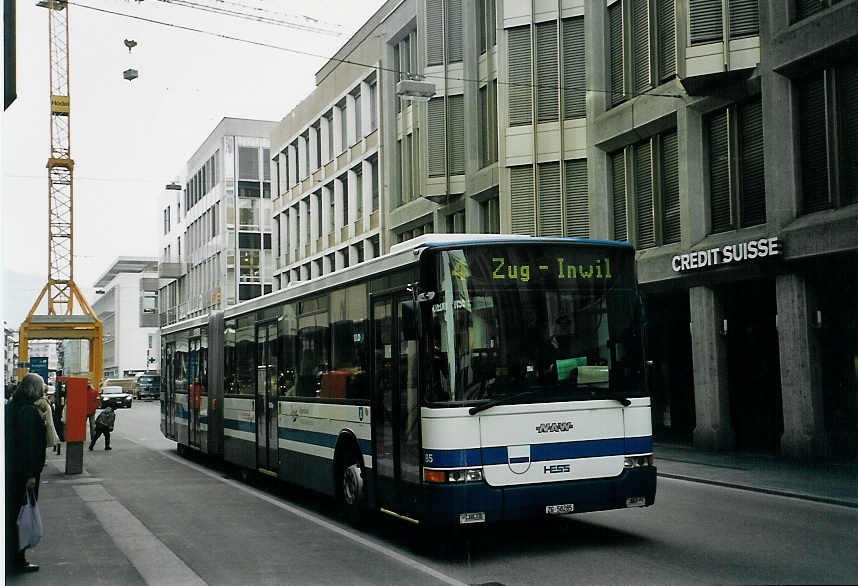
[[420, 400, 655, 526]]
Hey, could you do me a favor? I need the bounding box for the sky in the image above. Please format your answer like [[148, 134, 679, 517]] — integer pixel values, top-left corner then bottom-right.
[[1, 0, 387, 330]]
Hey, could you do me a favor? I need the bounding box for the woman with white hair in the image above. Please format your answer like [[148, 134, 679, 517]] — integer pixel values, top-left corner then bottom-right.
[[4, 373, 48, 573]]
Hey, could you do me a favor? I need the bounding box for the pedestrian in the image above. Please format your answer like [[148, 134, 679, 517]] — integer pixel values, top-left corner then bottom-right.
[[52, 385, 66, 455], [34, 385, 60, 453], [89, 405, 116, 451], [4, 373, 48, 573]]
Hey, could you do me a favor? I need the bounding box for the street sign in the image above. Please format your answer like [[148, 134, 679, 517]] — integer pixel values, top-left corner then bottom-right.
[[30, 356, 49, 382]]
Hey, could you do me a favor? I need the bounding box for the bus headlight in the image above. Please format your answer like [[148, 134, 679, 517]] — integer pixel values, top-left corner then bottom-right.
[[423, 467, 484, 483]]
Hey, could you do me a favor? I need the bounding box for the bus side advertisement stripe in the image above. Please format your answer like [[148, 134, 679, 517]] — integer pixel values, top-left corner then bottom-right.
[[279, 428, 373, 456], [423, 436, 654, 468]]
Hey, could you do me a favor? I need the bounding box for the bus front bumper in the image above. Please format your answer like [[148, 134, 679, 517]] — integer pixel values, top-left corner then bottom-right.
[[420, 467, 656, 527]]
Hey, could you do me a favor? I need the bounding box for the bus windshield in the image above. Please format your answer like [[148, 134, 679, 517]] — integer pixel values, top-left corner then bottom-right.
[[425, 245, 645, 405]]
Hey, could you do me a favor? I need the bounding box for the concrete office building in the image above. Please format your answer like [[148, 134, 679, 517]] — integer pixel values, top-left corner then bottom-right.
[[93, 257, 161, 378], [159, 118, 277, 326], [271, 0, 856, 459]]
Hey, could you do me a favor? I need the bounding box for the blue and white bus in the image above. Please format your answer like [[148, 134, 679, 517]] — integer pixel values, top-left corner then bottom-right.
[[160, 235, 656, 527]]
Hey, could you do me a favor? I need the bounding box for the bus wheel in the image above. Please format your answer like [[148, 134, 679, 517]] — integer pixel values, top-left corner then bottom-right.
[[338, 452, 365, 524]]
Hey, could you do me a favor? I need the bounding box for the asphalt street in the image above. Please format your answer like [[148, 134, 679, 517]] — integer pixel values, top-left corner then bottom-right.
[[12, 401, 858, 585]]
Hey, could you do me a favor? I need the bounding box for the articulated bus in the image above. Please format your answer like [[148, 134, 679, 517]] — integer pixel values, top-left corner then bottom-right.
[[160, 235, 656, 527]]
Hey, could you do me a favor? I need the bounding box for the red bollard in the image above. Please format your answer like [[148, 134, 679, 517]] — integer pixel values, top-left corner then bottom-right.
[[60, 376, 90, 474]]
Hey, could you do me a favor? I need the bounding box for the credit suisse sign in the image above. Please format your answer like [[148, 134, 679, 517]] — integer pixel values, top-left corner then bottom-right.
[[671, 236, 780, 273]]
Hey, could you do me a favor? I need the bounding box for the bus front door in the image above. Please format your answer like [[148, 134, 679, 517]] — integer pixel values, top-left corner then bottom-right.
[[255, 322, 280, 474], [371, 293, 421, 519]]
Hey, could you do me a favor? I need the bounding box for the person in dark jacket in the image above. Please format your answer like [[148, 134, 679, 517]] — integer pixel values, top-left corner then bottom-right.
[[89, 406, 116, 451], [5, 373, 48, 573]]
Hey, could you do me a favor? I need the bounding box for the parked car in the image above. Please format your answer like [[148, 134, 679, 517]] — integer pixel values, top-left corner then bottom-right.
[[100, 385, 132, 409]]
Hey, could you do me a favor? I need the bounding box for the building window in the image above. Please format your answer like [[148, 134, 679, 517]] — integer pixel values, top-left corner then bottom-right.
[[238, 181, 260, 198], [354, 167, 363, 219], [706, 97, 766, 232], [446, 210, 465, 233], [477, 0, 496, 54], [610, 129, 680, 247], [428, 98, 446, 177], [426, 0, 444, 66], [447, 0, 463, 63], [447, 95, 465, 175], [608, 0, 677, 108], [400, 136, 412, 204], [536, 21, 558, 123], [481, 197, 500, 233], [690, 0, 758, 44], [798, 62, 858, 214], [793, 0, 838, 22], [238, 146, 259, 180], [368, 78, 378, 131], [338, 100, 348, 154], [353, 89, 362, 141], [324, 110, 334, 162], [369, 155, 379, 211], [239, 249, 260, 282], [312, 122, 322, 171], [508, 25, 532, 126], [238, 198, 260, 231], [341, 177, 349, 227], [563, 17, 586, 119]]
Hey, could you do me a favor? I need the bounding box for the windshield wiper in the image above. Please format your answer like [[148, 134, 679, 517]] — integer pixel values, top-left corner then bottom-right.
[[577, 383, 631, 406], [468, 389, 546, 415]]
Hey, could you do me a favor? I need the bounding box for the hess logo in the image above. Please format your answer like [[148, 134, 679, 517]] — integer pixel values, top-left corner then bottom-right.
[[544, 464, 571, 474]]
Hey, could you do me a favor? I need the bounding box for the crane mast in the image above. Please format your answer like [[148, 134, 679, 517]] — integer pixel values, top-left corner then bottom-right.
[[47, 0, 74, 314], [18, 0, 103, 390]]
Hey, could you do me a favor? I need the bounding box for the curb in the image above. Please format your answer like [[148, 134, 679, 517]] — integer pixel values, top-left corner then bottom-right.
[[657, 472, 858, 509]]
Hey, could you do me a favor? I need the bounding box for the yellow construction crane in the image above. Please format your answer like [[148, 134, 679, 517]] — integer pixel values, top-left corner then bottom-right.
[[18, 0, 103, 389]]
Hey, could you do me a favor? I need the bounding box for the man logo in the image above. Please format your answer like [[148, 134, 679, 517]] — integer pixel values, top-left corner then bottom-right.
[[536, 421, 574, 433]]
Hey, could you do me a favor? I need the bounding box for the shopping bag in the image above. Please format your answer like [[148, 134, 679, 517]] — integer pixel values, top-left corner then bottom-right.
[[17, 488, 43, 550]]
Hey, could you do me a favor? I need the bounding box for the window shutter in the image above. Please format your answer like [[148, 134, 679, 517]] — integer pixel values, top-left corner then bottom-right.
[[661, 131, 680, 244], [708, 109, 733, 232], [798, 72, 830, 213], [656, 0, 676, 81], [536, 21, 559, 123], [262, 149, 271, 181], [838, 61, 858, 205], [564, 159, 589, 238], [508, 26, 533, 126], [739, 99, 766, 227], [729, 0, 759, 38], [428, 98, 447, 177], [690, 0, 723, 44], [479, 86, 488, 167], [447, 94, 465, 175], [631, 0, 650, 95], [538, 162, 562, 236], [612, 151, 628, 241], [239, 146, 259, 180], [794, 0, 824, 22], [635, 141, 655, 248], [510, 165, 535, 235], [562, 17, 585, 119], [608, 2, 625, 106], [447, 0, 463, 63]]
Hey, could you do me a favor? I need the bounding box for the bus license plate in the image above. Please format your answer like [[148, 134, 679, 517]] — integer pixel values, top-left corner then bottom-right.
[[626, 497, 646, 507], [546, 503, 575, 514]]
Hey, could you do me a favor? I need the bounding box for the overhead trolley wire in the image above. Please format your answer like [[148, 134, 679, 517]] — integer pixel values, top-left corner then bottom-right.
[[152, 0, 343, 36], [68, 0, 685, 100]]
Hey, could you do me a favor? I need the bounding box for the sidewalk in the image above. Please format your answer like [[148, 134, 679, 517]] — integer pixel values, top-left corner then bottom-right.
[[654, 442, 858, 508]]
